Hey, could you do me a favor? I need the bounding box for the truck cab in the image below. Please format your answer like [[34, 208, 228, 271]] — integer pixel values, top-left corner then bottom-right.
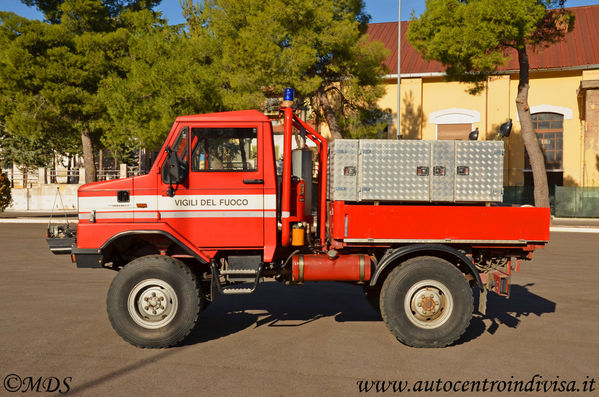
[[76, 110, 280, 265]]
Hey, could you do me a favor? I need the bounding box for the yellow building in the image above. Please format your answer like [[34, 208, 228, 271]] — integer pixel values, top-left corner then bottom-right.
[[367, 5, 599, 214]]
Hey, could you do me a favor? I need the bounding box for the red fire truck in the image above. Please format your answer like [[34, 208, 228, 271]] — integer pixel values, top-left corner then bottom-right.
[[48, 88, 549, 348]]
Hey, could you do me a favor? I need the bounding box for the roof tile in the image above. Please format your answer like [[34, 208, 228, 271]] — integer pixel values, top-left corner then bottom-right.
[[367, 5, 599, 75]]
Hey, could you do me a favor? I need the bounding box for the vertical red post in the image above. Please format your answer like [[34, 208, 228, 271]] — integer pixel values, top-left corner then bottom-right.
[[281, 106, 294, 247]]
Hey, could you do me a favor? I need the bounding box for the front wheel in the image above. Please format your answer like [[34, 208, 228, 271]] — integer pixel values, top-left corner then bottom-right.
[[106, 255, 204, 348], [380, 256, 473, 348]]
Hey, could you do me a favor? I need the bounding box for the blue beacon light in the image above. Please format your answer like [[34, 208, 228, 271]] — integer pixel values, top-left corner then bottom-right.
[[283, 88, 294, 102]]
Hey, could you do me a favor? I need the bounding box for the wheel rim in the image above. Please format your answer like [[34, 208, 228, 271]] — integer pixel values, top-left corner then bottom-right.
[[403, 279, 453, 329], [128, 279, 178, 329]]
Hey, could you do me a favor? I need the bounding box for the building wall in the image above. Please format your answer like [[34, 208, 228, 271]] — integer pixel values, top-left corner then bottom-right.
[[509, 71, 582, 187], [9, 184, 79, 211], [379, 68, 599, 187], [582, 77, 599, 187]]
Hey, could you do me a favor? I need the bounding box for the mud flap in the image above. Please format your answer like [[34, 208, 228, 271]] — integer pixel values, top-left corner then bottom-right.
[[478, 288, 487, 315]]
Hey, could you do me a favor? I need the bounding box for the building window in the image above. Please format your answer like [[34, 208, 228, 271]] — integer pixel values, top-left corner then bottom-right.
[[437, 123, 472, 140], [524, 113, 563, 170], [430, 108, 480, 140]]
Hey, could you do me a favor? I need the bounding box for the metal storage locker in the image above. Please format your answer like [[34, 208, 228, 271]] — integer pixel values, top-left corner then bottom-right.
[[431, 141, 455, 202], [328, 140, 359, 201], [328, 139, 504, 203], [359, 140, 431, 201], [454, 141, 504, 202]]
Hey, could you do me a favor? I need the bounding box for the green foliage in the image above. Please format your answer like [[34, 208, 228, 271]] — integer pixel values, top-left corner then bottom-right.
[[407, 0, 574, 92], [407, 0, 573, 207], [20, 0, 161, 24], [335, 81, 393, 139], [98, 10, 222, 154], [0, 171, 11, 212], [2, 0, 393, 181], [0, 13, 78, 158], [182, 0, 391, 138], [0, 125, 52, 170], [0, 123, 47, 211], [0, 9, 113, 163], [1, 1, 166, 178]]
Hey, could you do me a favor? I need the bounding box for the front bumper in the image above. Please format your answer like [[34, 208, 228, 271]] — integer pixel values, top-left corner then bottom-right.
[[71, 248, 103, 268], [46, 224, 103, 268]]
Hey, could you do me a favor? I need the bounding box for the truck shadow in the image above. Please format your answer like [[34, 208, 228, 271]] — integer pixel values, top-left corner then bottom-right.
[[184, 281, 555, 346], [453, 283, 556, 346], [184, 281, 379, 344]]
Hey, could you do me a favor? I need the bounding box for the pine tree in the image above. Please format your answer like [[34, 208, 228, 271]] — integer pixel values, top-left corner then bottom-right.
[[0, 1, 163, 183], [182, 0, 391, 139], [98, 10, 222, 156], [408, 0, 574, 207]]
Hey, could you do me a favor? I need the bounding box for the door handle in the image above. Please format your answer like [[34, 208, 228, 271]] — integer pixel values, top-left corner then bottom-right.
[[243, 178, 264, 184]]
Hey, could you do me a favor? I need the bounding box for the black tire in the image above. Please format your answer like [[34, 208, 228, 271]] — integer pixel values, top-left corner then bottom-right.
[[380, 256, 473, 348], [200, 280, 212, 312], [106, 255, 204, 348], [191, 267, 212, 312], [363, 285, 381, 316]]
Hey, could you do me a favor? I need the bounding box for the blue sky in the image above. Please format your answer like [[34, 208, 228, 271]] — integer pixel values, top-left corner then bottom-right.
[[1, 0, 599, 24]]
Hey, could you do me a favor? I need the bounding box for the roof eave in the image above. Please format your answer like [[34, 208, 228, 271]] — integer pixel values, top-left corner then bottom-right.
[[383, 64, 599, 79]]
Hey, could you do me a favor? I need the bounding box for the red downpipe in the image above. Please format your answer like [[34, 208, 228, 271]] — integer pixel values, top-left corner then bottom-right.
[[319, 137, 328, 245], [281, 106, 294, 247]]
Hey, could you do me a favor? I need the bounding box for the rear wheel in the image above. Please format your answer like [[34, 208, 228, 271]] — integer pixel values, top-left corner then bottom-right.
[[380, 256, 473, 348], [107, 255, 203, 348]]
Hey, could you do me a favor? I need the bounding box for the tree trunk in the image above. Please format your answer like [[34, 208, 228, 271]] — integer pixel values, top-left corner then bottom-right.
[[67, 154, 72, 184], [22, 166, 28, 188], [81, 129, 96, 183], [516, 48, 550, 208], [138, 147, 143, 173], [317, 86, 343, 140]]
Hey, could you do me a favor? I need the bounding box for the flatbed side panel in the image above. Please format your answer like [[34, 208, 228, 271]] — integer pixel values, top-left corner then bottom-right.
[[331, 202, 550, 243]]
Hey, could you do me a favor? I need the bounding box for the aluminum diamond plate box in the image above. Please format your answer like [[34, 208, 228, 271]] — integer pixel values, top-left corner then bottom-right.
[[359, 140, 430, 201], [455, 141, 504, 202], [328, 139, 504, 203], [328, 140, 359, 201], [431, 141, 455, 201]]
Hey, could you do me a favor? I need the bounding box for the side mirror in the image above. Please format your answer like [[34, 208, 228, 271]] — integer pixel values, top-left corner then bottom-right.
[[499, 119, 512, 137], [161, 146, 188, 197], [468, 128, 479, 141]]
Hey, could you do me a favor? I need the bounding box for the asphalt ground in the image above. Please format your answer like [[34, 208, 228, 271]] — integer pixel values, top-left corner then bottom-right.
[[0, 224, 597, 396]]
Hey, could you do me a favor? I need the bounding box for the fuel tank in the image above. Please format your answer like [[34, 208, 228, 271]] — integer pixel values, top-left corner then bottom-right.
[[291, 254, 371, 283]]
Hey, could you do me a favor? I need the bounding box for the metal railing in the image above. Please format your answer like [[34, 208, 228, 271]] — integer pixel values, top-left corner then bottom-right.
[[127, 167, 141, 177], [48, 169, 80, 184], [555, 187, 599, 218], [96, 169, 120, 181], [4, 169, 39, 188]]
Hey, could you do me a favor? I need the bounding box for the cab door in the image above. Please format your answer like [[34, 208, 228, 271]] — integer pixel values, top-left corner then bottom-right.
[[158, 122, 264, 248]]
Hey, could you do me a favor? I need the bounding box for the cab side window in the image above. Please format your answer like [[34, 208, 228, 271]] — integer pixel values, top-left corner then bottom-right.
[[175, 128, 189, 159], [161, 127, 189, 183], [190, 127, 258, 172]]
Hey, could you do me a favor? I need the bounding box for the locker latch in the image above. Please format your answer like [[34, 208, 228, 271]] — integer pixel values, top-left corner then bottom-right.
[[457, 166, 470, 176], [417, 166, 429, 176], [344, 166, 356, 176], [433, 166, 446, 176]]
